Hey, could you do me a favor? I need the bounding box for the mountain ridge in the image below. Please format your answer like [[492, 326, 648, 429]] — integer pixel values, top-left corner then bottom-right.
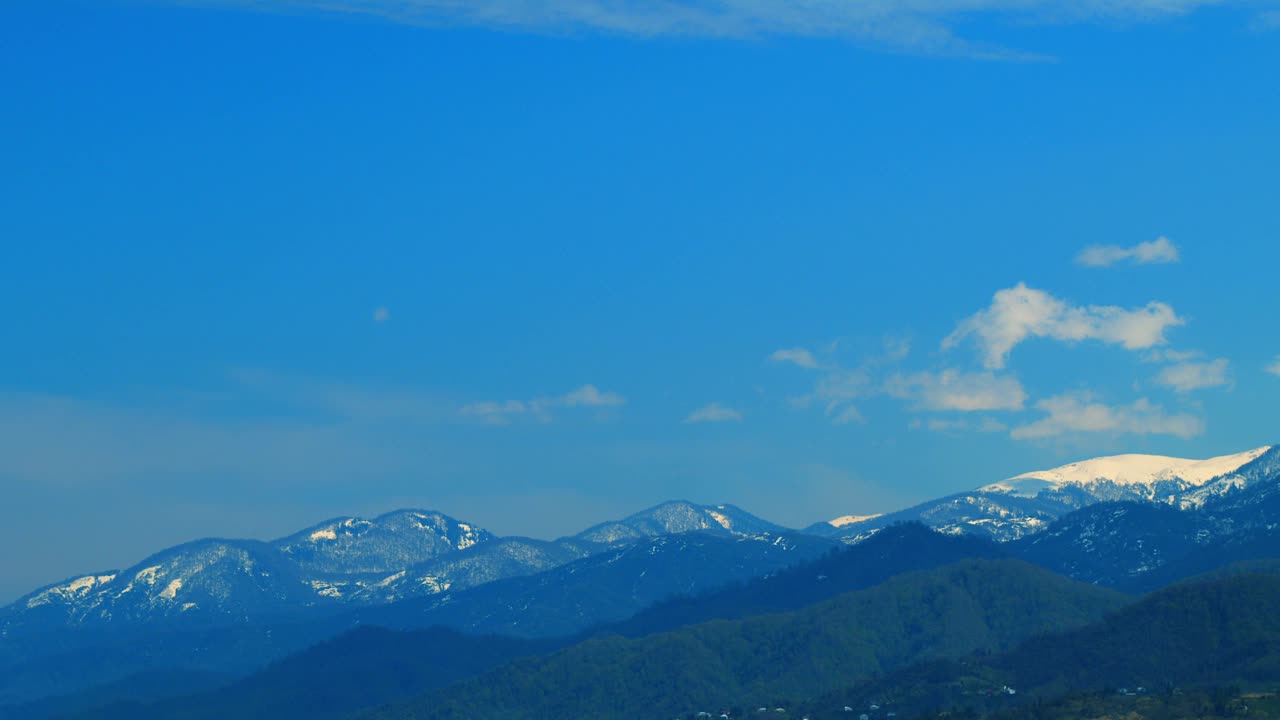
[[1, 500, 787, 635], [9, 444, 1279, 635], [810, 444, 1280, 543]]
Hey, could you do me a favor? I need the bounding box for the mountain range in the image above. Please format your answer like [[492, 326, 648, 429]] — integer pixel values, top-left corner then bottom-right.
[[1, 501, 782, 636], [5, 443, 1280, 717], [11, 446, 1274, 637], [808, 445, 1276, 542]]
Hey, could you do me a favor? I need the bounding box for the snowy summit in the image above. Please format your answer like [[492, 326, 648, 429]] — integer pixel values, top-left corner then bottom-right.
[[983, 446, 1273, 498]]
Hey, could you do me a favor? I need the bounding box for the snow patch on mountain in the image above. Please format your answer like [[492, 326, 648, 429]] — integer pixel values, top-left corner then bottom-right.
[[23, 573, 118, 609], [159, 578, 183, 600], [707, 509, 734, 530], [828, 514, 883, 528]]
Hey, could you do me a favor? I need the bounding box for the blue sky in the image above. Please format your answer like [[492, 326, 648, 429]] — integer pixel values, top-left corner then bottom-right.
[[3, 0, 1280, 602]]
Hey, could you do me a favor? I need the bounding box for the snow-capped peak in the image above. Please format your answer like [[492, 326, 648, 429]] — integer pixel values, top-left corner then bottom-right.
[[983, 446, 1272, 498], [828, 514, 883, 528]]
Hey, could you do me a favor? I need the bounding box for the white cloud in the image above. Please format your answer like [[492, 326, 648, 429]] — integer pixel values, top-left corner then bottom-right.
[[1011, 392, 1203, 440], [977, 417, 1010, 433], [460, 384, 625, 424], [187, 0, 1260, 56], [813, 368, 872, 425], [915, 416, 1008, 433], [774, 339, 920, 425], [1141, 348, 1203, 364], [886, 369, 1027, 412], [458, 400, 529, 425], [559, 384, 626, 407], [814, 368, 871, 405], [1154, 358, 1231, 393], [829, 405, 866, 425], [372, 306, 391, 323], [683, 403, 744, 424], [1267, 357, 1280, 376], [769, 347, 819, 369], [1076, 237, 1181, 267], [943, 283, 1183, 369]]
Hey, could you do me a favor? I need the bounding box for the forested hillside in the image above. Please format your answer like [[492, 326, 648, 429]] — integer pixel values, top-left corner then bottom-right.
[[361, 560, 1126, 720]]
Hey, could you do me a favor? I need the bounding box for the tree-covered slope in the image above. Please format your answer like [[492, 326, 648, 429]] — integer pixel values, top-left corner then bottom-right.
[[793, 568, 1280, 720], [59, 627, 553, 720], [600, 522, 1009, 638], [361, 559, 1127, 720]]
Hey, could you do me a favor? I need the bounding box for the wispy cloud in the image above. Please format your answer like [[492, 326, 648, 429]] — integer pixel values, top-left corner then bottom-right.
[[775, 338, 912, 425], [459, 384, 626, 425], [1154, 358, 1231, 393], [769, 347, 819, 369], [943, 283, 1183, 369], [458, 399, 530, 425], [886, 369, 1027, 412], [683, 403, 743, 423], [560, 384, 626, 407], [179, 0, 1264, 56], [829, 405, 865, 425], [808, 368, 873, 425], [1141, 348, 1203, 364], [913, 416, 1008, 433], [1076, 236, 1180, 267], [372, 306, 391, 323], [1267, 356, 1280, 376], [228, 368, 451, 423], [1011, 392, 1203, 440]]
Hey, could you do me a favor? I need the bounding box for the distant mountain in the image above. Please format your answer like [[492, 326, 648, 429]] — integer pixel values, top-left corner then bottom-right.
[[360, 559, 1127, 720], [55, 533, 837, 720], [23, 511, 1280, 719], [6, 446, 1280, 715], [0, 501, 781, 637], [0, 503, 817, 709], [276, 510, 495, 575], [1013, 455, 1280, 592], [2, 539, 316, 634], [348, 530, 838, 639], [1013, 502, 1208, 590], [10, 446, 1275, 638], [573, 502, 787, 544], [983, 446, 1272, 505], [53, 525, 990, 720], [811, 446, 1276, 543]]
